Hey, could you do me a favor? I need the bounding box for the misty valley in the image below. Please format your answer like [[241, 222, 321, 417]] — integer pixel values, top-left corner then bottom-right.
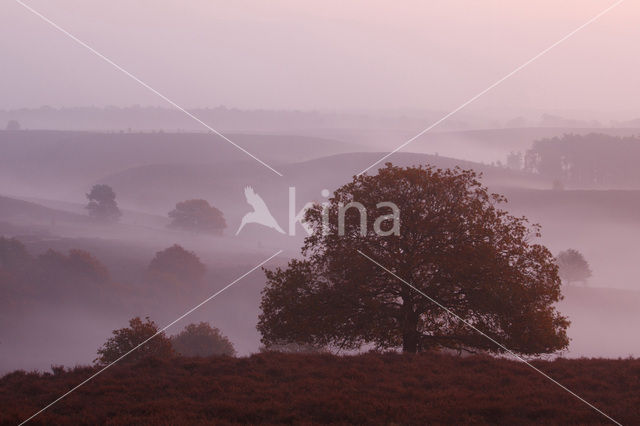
[[3, 2, 640, 420], [1, 116, 639, 423]]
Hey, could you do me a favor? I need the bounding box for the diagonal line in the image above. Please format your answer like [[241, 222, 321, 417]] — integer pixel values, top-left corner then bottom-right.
[[13, 0, 284, 177], [19, 249, 283, 425], [357, 0, 625, 176], [357, 250, 621, 426]]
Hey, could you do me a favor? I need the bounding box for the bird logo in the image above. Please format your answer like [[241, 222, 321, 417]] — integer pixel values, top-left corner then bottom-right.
[[236, 186, 285, 235]]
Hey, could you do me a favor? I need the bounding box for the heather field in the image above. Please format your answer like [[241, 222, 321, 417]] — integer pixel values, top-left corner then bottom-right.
[[2, 352, 638, 425]]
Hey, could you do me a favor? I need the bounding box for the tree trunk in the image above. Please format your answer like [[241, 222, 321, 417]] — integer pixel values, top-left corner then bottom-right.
[[402, 330, 419, 353], [401, 304, 420, 353]]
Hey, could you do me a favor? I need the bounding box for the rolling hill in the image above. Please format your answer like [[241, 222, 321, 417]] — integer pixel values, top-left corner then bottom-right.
[[0, 130, 365, 199]]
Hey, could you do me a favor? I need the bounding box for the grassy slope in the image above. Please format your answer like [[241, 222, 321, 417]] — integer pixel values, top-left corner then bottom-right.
[[0, 195, 87, 224], [2, 352, 638, 425]]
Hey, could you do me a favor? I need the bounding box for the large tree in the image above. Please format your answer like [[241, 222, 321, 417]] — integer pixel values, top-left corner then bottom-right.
[[258, 164, 569, 355]]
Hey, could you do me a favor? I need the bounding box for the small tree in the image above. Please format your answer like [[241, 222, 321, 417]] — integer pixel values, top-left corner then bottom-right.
[[168, 199, 226, 234], [171, 322, 236, 357], [148, 244, 206, 284], [95, 316, 174, 365], [86, 184, 122, 222], [556, 249, 592, 285], [5, 120, 21, 131]]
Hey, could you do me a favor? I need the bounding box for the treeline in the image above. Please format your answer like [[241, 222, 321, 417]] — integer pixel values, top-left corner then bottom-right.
[[0, 237, 207, 309], [524, 133, 640, 187], [2, 352, 638, 424], [0, 237, 110, 306]]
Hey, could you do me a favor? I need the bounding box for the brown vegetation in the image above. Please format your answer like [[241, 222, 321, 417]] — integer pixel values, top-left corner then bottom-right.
[[1, 352, 637, 425], [260, 164, 568, 354]]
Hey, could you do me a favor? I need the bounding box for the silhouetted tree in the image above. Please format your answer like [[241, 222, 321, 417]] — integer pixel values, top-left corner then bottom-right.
[[86, 184, 121, 222], [258, 164, 569, 355], [95, 316, 173, 365], [5, 120, 20, 131], [171, 322, 235, 357], [556, 249, 592, 285], [148, 244, 205, 284], [168, 199, 226, 234]]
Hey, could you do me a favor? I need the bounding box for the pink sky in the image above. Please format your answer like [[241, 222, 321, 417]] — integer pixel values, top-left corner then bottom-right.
[[1, 1, 637, 119]]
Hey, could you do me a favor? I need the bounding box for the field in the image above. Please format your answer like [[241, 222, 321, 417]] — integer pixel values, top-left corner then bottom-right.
[[2, 352, 638, 425]]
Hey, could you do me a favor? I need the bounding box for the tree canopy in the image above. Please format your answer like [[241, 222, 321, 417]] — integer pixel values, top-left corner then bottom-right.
[[95, 316, 173, 365], [0, 239, 110, 303], [258, 163, 569, 355], [171, 322, 236, 357], [148, 244, 206, 284], [86, 184, 122, 222], [168, 199, 226, 234], [556, 249, 592, 285]]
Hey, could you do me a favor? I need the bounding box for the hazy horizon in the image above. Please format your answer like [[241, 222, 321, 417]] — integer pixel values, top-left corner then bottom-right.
[[2, 1, 639, 120]]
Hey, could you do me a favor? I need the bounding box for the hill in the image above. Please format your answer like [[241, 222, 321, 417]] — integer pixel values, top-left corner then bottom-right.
[[2, 352, 637, 425], [312, 126, 640, 164], [97, 151, 546, 215], [0, 130, 363, 199], [0, 195, 87, 225]]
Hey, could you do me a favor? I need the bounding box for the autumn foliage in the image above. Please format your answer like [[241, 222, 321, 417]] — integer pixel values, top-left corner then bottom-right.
[[259, 164, 569, 354], [95, 317, 174, 365]]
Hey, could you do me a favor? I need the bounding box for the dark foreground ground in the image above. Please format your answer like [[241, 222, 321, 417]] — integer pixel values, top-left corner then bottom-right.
[[1, 352, 638, 425]]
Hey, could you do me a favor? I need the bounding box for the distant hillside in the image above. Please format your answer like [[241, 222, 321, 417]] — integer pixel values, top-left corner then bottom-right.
[[2, 352, 637, 424], [502, 188, 640, 224], [0, 195, 87, 225], [97, 152, 546, 216], [0, 130, 364, 199], [310, 126, 640, 164], [5, 127, 640, 201]]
